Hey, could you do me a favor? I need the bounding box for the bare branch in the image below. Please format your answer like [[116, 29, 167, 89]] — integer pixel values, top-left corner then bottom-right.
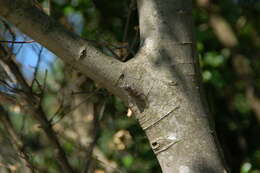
[[0, 44, 76, 173], [122, 0, 136, 42], [31, 46, 43, 88], [0, 40, 35, 44], [0, 0, 126, 97], [0, 105, 39, 173], [82, 101, 105, 173]]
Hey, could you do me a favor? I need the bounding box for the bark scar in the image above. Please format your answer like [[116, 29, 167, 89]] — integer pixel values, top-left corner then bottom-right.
[[79, 48, 86, 60], [124, 85, 147, 113], [151, 138, 181, 155], [142, 106, 180, 130]]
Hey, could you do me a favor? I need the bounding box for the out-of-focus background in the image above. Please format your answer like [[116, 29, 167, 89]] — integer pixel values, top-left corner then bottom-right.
[[0, 0, 259, 172]]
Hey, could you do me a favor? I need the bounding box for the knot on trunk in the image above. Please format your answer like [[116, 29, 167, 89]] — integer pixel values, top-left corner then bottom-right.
[[151, 138, 181, 155]]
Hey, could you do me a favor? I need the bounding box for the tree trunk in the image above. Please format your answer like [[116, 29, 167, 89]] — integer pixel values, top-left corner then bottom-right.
[[123, 0, 228, 172], [0, 0, 229, 172]]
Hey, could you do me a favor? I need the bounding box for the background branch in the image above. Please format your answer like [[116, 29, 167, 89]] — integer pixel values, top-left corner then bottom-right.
[[0, 105, 38, 173], [0, 0, 126, 98], [0, 44, 76, 173]]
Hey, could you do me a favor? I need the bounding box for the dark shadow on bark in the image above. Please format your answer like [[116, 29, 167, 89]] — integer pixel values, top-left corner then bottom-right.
[[192, 158, 220, 173], [151, 48, 230, 172], [151, 48, 198, 103]]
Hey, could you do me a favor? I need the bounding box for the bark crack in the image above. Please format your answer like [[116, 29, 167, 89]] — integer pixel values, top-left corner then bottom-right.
[[141, 106, 180, 130], [124, 85, 147, 112]]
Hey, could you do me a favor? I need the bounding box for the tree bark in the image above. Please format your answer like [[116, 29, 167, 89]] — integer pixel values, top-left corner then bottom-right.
[[0, 0, 229, 172]]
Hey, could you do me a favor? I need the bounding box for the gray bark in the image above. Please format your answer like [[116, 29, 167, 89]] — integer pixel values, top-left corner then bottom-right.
[[0, 0, 229, 172]]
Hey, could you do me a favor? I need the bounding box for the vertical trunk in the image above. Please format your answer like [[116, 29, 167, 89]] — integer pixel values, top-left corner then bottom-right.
[[120, 0, 229, 172]]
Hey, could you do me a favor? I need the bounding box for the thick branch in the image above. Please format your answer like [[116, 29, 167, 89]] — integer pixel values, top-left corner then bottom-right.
[[0, 0, 125, 97]]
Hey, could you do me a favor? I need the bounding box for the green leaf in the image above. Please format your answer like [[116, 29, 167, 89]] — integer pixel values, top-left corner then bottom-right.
[[234, 94, 251, 114], [202, 70, 212, 81], [122, 155, 134, 168], [64, 6, 74, 15], [204, 52, 225, 67], [241, 162, 252, 173]]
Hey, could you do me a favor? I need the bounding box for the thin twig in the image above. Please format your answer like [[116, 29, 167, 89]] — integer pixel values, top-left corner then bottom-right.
[[40, 69, 48, 99], [122, 28, 139, 61], [0, 40, 35, 44], [0, 44, 75, 173], [50, 89, 100, 125], [31, 46, 43, 88], [122, 0, 135, 42], [0, 19, 16, 50], [0, 106, 39, 173], [83, 101, 106, 173], [105, 46, 121, 60]]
